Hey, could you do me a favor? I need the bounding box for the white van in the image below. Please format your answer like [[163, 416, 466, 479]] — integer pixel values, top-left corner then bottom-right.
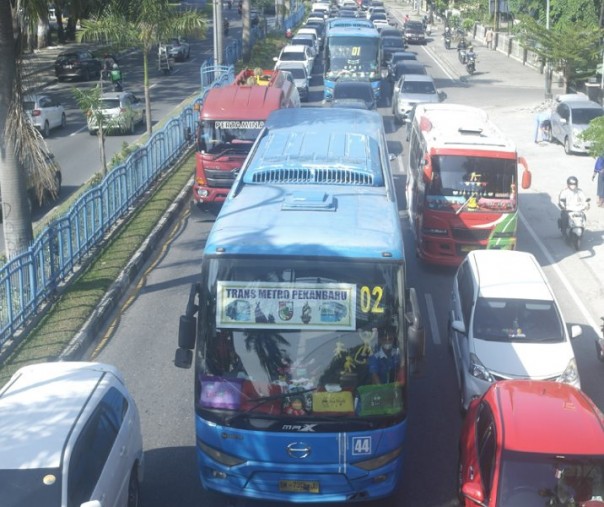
[[449, 250, 581, 411]]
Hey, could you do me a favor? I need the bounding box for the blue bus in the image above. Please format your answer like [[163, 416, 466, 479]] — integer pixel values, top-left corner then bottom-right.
[[175, 108, 424, 503], [323, 26, 384, 101]]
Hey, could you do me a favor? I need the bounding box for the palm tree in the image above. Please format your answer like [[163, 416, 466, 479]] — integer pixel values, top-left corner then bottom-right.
[[77, 0, 206, 137], [0, 1, 64, 258]]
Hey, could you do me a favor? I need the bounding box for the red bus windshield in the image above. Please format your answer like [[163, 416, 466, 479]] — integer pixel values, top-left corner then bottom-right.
[[426, 154, 517, 212]]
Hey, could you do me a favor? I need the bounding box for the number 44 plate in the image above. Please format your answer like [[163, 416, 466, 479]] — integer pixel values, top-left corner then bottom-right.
[[279, 480, 320, 493]]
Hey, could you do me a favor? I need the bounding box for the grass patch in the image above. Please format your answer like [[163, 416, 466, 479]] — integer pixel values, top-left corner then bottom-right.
[[0, 153, 194, 383]]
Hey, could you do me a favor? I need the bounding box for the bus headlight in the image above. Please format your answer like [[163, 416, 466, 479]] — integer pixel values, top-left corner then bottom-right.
[[198, 440, 247, 467], [355, 446, 403, 471]]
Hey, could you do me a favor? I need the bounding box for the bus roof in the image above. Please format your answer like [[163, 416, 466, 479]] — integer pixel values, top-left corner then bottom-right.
[[205, 108, 403, 260], [240, 108, 387, 187], [327, 26, 380, 38], [201, 85, 285, 121], [414, 103, 517, 154]]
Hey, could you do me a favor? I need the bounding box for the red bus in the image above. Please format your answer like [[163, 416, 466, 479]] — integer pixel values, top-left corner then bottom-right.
[[406, 104, 531, 266]]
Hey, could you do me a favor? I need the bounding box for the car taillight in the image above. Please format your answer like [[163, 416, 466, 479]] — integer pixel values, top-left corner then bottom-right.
[[32, 109, 41, 117]]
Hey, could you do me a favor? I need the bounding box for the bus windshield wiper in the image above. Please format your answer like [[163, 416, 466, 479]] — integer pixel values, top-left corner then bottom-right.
[[225, 387, 317, 425]]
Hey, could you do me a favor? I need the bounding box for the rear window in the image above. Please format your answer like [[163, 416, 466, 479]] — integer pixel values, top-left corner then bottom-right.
[[99, 99, 121, 109], [57, 53, 79, 63], [402, 80, 435, 94], [23, 101, 35, 111], [282, 52, 305, 61]]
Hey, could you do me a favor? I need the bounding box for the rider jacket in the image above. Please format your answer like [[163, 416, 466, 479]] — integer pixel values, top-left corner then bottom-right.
[[559, 187, 589, 212]]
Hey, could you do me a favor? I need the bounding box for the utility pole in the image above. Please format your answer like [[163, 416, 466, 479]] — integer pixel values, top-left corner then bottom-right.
[[213, 0, 224, 66], [544, 0, 552, 99]]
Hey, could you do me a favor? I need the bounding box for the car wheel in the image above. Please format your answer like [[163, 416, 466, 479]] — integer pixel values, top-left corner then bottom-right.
[[564, 136, 573, 155], [42, 121, 50, 138], [60, 113, 67, 129], [127, 465, 140, 507]]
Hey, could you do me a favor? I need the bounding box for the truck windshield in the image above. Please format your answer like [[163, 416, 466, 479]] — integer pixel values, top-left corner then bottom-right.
[[202, 120, 262, 155], [195, 257, 407, 429], [426, 154, 518, 212]]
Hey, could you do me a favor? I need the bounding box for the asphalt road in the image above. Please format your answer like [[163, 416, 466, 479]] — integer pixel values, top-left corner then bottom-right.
[[73, 5, 604, 507]]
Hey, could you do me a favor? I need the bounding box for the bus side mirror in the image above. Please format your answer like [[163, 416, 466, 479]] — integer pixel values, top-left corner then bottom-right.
[[518, 156, 531, 189]]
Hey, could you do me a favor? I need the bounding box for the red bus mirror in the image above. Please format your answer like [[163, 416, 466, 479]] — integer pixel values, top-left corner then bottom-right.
[[518, 156, 531, 189]]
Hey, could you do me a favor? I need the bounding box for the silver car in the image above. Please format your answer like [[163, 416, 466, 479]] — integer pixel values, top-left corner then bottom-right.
[[87, 91, 145, 135], [392, 74, 445, 123], [550, 95, 604, 154], [275, 61, 311, 102]]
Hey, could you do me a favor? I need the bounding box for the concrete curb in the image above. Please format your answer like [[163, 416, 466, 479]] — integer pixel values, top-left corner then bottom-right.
[[59, 174, 194, 361]]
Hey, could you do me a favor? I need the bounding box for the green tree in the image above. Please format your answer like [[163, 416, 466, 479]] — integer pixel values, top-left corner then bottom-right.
[[77, 0, 206, 137], [0, 1, 65, 258], [516, 16, 602, 92], [580, 117, 604, 157]]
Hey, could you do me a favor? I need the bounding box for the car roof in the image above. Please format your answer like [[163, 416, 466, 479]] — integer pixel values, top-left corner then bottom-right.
[[282, 44, 309, 53], [467, 250, 553, 301], [565, 100, 603, 110], [488, 380, 604, 455], [0, 362, 123, 469]]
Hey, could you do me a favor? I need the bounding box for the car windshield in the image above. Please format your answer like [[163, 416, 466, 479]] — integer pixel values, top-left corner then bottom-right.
[[0, 468, 62, 507], [401, 81, 435, 94], [472, 298, 565, 343], [286, 68, 306, 79], [334, 85, 372, 101], [571, 107, 604, 124], [195, 257, 408, 429], [426, 154, 519, 211], [293, 38, 313, 48], [497, 451, 604, 507], [371, 13, 387, 20]]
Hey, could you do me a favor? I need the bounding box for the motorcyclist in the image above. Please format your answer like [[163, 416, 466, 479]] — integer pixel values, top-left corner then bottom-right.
[[457, 38, 468, 63], [110, 63, 123, 91], [558, 176, 589, 232], [465, 44, 476, 66]]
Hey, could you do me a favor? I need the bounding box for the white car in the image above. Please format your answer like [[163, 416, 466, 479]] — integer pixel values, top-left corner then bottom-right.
[[392, 74, 444, 123], [275, 61, 311, 102], [0, 361, 144, 507], [273, 45, 315, 78], [87, 91, 145, 135], [24, 94, 66, 138], [449, 250, 582, 412]]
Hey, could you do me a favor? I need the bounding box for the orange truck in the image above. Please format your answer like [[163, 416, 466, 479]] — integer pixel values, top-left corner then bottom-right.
[[192, 68, 299, 206]]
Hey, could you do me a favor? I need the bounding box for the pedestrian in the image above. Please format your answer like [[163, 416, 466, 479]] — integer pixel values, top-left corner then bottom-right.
[[534, 109, 551, 143], [485, 28, 494, 50], [592, 156, 604, 207]]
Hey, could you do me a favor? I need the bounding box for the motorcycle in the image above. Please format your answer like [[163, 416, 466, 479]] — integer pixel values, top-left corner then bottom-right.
[[465, 52, 476, 74], [558, 197, 590, 250], [444, 34, 451, 49], [457, 46, 467, 64]]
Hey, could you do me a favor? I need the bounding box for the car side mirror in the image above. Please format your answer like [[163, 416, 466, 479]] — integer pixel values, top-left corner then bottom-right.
[[438, 91, 447, 102], [273, 56, 278, 62], [451, 320, 466, 335], [570, 324, 582, 339]]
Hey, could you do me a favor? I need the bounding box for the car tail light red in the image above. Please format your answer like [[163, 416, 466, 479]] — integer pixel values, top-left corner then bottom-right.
[[32, 109, 41, 117]]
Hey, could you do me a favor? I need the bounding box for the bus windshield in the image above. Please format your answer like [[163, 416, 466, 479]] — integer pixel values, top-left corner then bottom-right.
[[427, 154, 517, 212], [325, 36, 380, 81], [196, 257, 406, 428]]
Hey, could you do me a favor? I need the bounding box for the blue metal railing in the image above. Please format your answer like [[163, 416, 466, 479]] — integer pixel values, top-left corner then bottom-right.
[[0, 6, 305, 350]]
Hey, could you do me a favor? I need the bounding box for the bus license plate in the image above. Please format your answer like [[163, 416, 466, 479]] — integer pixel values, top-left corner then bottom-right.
[[279, 480, 320, 493]]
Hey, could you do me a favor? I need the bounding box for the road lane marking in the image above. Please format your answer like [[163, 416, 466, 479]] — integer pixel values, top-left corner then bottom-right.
[[425, 292, 441, 345]]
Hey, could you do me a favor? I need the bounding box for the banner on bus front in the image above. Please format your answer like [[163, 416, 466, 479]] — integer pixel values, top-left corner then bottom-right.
[[217, 281, 356, 330]]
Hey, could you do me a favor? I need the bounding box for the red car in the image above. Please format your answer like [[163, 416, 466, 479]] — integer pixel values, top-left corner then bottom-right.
[[459, 380, 604, 507]]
